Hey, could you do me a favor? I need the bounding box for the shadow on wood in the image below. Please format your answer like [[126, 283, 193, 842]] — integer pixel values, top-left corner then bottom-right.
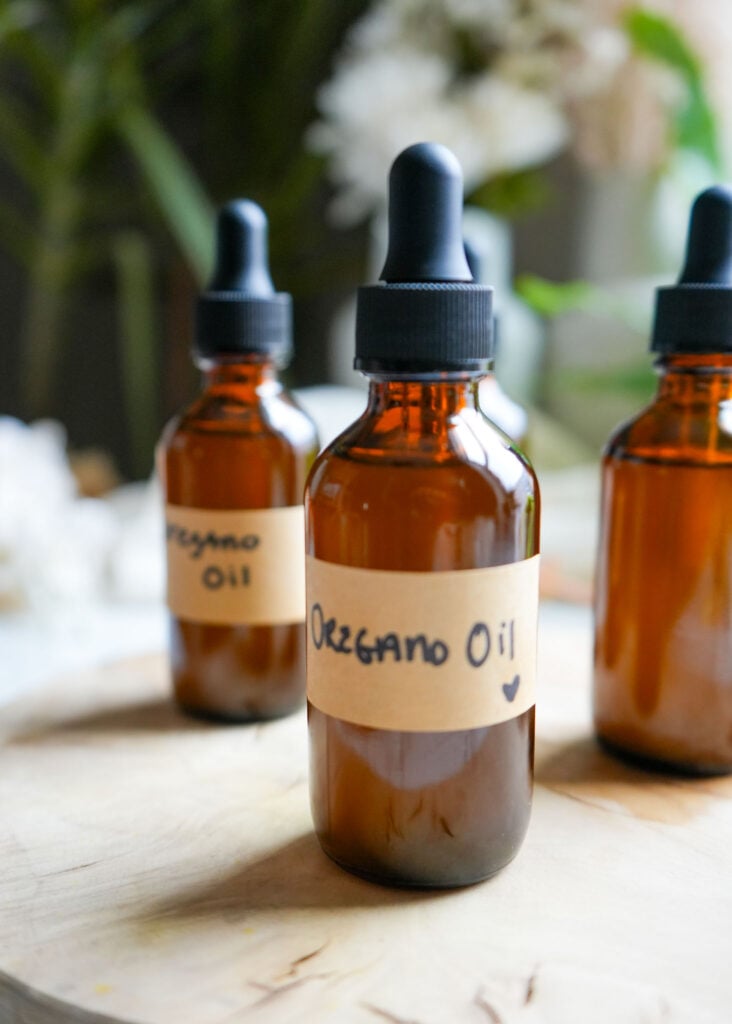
[[536, 736, 732, 824], [5, 696, 214, 743], [136, 832, 458, 923]]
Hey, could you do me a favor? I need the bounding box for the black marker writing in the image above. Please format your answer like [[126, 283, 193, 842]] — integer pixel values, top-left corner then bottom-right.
[[310, 604, 449, 666], [167, 522, 260, 560], [310, 605, 517, 674], [202, 565, 251, 590]]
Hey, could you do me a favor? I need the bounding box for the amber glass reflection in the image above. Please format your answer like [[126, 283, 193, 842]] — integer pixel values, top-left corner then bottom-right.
[[158, 357, 318, 721], [305, 375, 540, 887], [594, 354, 732, 772]]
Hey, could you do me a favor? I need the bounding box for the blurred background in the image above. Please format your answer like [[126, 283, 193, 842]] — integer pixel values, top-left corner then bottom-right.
[[1, 0, 731, 623]]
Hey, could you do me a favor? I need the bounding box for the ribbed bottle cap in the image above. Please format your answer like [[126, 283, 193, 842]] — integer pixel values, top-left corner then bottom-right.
[[355, 143, 493, 373], [195, 200, 292, 361], [652, 185, 732, 353]]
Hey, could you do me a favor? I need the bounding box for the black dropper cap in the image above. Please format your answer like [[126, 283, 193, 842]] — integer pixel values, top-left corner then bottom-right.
[[195, 200, 292, 362], [652, 185, 732, 353], [355, 143, 493, 373]]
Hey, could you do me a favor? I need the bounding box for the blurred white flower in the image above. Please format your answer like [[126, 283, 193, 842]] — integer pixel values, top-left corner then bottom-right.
[[106, 479, 165, 603], [312, 0, 732, 224], [310, 0, 626, 223], [569, 0, 732, 174], [460, 76, 570, 180], [0, 417, 164, 611], [310, 49, 457, 223], [310, 47, 569, 224], [0, 418, 112, 608]]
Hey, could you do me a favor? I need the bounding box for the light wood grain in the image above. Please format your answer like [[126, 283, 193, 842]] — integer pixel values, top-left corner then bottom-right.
[[1, 606, 731, 1024]]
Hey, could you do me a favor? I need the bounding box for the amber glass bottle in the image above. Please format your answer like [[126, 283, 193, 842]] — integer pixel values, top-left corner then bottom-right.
[[158, 201, 318, 721], [306, 144, 540, 887], [594, 186, 732, 773]]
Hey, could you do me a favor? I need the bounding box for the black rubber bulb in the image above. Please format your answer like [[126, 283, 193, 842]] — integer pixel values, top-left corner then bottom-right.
[[679, 185, 732, 285], [208, 199, 275, 295], [380, 142, 473, 283]]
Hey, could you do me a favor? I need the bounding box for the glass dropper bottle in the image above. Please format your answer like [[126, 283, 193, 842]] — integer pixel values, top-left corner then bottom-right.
[[594, 185, 732, 773], [305, 143, 540, 887], [158, 200, 318, 721]]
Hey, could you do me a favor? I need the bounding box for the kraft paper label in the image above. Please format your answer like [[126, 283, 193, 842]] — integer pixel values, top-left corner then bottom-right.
[[165, 505, 305, 626], [306, 554, 540, 732]]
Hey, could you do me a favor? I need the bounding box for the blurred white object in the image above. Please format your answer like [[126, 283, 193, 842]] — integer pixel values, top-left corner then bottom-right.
[[0, 418, 115, 609], [0, 417, 164, 611], [463, 206, 544, 404], [294, 386, 367, 449], [540, 463, 600, 586], [0, 600, 166, 703], [308, 0, 624, 226], [106, 479, 165, 602], [479, 377, 527, 443]]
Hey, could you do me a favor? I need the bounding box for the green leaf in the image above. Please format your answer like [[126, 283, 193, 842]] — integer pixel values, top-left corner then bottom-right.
[[0, 1, 44, 35], [123, 1, 203, 66], [264, 150, 324, 228], [112, 231, 159, 479], [117, 105, 214, 282], [624, 8, 700, 79], [0, 93, 47, 191], [0, 4, 63, 110], [468, 168, 550, 220], [19, 37, 105, 415], [516, 274, 650, 331], [555, 364, 656, 400], [624, 7, 722, 172], [515, 275, 598, 318], [677, 80, 720, 170], [0, 195, 34, 265]]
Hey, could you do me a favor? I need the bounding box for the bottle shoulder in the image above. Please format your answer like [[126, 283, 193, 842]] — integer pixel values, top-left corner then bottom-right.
[[604, 396, 732, 465], [161, 385, 319, 451], [307, 407, 537, 497], [305, 406, 540, 569], [603, 405, 654, 456]]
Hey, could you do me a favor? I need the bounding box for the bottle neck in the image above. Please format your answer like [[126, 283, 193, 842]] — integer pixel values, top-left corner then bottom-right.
[[655, 353, 732, 402], [198, 354, 279, 393], [365, 375, 482, 427]]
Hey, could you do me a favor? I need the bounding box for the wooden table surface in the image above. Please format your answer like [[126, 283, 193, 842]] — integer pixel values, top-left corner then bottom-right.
[[1, 605, 731, 1024]]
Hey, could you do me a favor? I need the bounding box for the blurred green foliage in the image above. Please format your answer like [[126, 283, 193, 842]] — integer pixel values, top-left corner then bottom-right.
[[0, 2, 725, 476], [468, 168, 551, 222], [0, 0, 368, 476], [516, 275, 649, 333], [518, 7, 724, 416], [624, 7, 722, 173]]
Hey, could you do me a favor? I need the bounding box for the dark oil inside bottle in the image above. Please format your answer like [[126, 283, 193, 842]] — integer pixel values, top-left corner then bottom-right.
[[306, 378, 539, 886], [160, 359, 318, 722], [594, 355, 732, 772]]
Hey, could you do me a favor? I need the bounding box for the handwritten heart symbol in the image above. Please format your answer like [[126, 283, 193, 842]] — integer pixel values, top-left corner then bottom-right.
[[502, 675, 520, 702]]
